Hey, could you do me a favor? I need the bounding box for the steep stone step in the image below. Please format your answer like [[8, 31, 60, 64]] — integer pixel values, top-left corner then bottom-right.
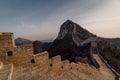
[[55, 72, 81, 80], [71, 71, 99, 80], [22, 72, 33, 80], [23, 68, 49, 80], [11, 67, 23, 80], [30, 69, 44, 80], [93, 54, 115, 80], [14, 68, 35, 80], [0, 64, 13, 80], [12, 67, 41, 80]]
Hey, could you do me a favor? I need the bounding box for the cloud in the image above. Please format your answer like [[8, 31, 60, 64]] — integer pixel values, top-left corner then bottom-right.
[[13, 20, 59, 40]]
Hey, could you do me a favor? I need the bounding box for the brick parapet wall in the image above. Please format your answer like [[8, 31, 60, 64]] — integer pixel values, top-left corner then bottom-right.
[[0, 32, 99, 74]]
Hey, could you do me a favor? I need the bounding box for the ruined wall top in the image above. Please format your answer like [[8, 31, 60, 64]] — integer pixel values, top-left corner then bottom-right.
[[0, 32, 15, 48], [0, 32, 14, 35]]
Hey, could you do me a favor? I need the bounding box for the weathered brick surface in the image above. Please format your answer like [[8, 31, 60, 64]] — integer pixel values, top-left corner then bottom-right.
[[32, 51, 49, 71], [0, 32, 34, 67], [50, 55, 62, 72], [0, 32, 100, 78], [61, 60, 70, 72]]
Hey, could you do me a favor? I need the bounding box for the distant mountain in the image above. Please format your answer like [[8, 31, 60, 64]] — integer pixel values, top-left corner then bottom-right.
[[42, 39, 54, 42], [106, 38, 120, 46], [15, 37, 33, 46]]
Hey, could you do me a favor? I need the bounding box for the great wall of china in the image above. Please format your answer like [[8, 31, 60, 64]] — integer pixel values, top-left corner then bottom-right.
[[91, 41, 120, 80], [0, 32, 99, 71], [0, 32, 119, 80]]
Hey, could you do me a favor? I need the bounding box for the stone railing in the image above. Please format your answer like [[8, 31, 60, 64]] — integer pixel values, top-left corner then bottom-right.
[[90, 47, 100, 68], [96, 46, 120, 80]]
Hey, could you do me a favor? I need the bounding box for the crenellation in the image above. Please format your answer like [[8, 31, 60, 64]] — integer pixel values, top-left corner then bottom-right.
[[70, 62, 79, 71], [32, 51, 49, 71], [0, 32, 15, 48], [50, 55, 62, 72], [0, 32, 99, 75], [61, 60, 70, 72], [0, 32, 34, 67]]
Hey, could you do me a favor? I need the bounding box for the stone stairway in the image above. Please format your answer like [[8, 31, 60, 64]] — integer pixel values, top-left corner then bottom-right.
[[0, 63, 13, 80], [93, 54, 115, 80], [12, 66, 47, 80], [0, 61, 118, 80], [0, 62, 42, 80], [11, 67, 23, 80]]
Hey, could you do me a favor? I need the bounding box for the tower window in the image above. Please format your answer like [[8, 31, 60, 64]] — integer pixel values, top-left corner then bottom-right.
[[61, 66, 63, 69], [50, 64, 53, 67], [31, 59, 35, 63], [7, 51, 13, 56]]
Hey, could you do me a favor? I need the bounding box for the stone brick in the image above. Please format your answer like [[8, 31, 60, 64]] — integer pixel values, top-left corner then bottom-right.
[[50, 55, 61, 72], [61, 60, 70, 72], [33, 51, 49, 71]]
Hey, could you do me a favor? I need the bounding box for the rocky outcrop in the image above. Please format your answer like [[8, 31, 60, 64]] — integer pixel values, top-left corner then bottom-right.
[[57, 20, 95, 46], [47, 20, 99, 68]]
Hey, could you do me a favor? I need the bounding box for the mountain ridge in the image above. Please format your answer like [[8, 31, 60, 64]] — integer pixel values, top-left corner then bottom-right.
[[15, 37, 33, 46]]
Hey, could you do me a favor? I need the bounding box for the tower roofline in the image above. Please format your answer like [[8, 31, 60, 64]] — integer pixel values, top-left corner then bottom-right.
[[0, 32, 13, 35]]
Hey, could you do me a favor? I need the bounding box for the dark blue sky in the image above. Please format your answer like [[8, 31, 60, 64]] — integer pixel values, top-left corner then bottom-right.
[[0, 0, 69, 25], [0, 0, 120, 40]]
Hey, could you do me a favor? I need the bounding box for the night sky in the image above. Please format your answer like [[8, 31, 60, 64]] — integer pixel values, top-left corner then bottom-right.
[[0, 0, 120, 40]]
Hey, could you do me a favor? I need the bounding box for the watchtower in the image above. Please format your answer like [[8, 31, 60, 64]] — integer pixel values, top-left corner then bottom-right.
[[0, 32, 15, 60]]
